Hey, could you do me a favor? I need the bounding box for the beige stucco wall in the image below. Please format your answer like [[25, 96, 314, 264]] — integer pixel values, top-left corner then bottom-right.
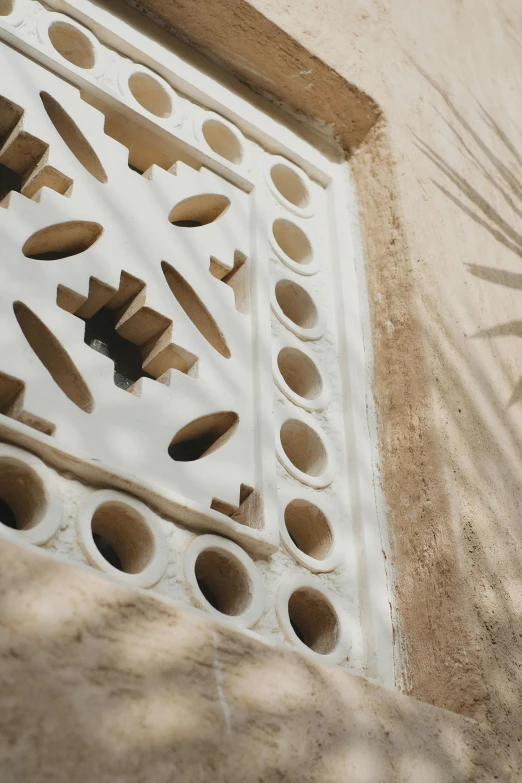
[[2, 0, 522, 779], [0, 537, 505, 782]]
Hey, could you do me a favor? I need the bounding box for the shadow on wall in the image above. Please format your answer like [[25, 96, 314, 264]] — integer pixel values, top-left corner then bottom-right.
[[411, 65, 522, 771], [0, 537, 501, 782], [413, 65, 522, 403]]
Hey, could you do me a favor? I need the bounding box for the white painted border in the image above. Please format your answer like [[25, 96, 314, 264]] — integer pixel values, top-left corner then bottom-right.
[[327, 165, 395, 686]]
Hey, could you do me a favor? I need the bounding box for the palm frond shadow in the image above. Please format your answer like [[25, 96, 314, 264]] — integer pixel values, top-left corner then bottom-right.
[[414, 65, 522, 404]]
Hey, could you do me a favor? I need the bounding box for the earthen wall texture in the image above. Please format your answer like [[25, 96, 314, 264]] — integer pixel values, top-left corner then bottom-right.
[[2, 0, 522, 779]]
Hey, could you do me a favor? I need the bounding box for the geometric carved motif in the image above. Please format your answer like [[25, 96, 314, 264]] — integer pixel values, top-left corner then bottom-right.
[[0, 46, 261, 537], [0, 1, 395, 682]]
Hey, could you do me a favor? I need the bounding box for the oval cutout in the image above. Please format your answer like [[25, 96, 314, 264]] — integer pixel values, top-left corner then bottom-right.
[[23, 221, 103, 260], [169, 194, 230, 227], [202, 119, 243, 164], [14, 301, 94, 413], [40, 92, 107, 183], [48, 21, 95, 69], [128, 73, 172, 118], [169, 411, 238, 462], [162, 261, 230, 358]]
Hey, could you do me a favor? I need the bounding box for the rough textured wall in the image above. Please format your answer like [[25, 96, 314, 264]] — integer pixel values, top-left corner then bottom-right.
[[0, 0, 520, 778], [0, 538, 504, 782], [127, 0, 522, 769]]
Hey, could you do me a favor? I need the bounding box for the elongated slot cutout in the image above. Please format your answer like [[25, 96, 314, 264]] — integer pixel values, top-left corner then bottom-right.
[[162, 261, 230, 358], [23, 221, 103, 260], [169, 194, 230, 226], [14, 301, 94, 412], [169, 411, 238, 461], [40, 92, 107, 183]]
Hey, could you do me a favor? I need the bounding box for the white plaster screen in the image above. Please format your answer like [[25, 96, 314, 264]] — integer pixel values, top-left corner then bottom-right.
[[0, 0, 393, 683]]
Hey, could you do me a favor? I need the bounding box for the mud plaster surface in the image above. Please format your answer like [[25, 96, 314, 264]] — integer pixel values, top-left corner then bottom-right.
[[0, 537, 506, 782]]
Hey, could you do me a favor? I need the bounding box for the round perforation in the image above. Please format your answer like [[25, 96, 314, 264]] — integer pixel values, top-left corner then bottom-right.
[[77, 490, 168, 587], [128, 72, 172, 118], [265, 156, 313, 217], [0, 0, 14, 16], [0, 0, 24, 24], [0, 444, 62, 545], [118, 64, 180, 125], [280, 497, 340, 572], [276, 414, 334, 488], [274, 343, 330, 411], [184, 534, 264, 627], [38, 14, 105, 76], [276, 577, 350, 664], [196, 112, 245, 166], [271, 274, 325, 341], [270, 217, 317, 275]]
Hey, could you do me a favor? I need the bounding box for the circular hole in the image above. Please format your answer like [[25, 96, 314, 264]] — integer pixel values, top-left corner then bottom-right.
[[272, 219, 312, 266], [280, 419, 327, 477], [90, 501, 155, 574], [128, 72, 172, 118], [277, 347, 322, 400], [48, 22, 95, 69], [270, 164, 309, 209], [0, 0, 13, 16], [0, 458, 46, 531], [202, 119, 243, 164], [284, 499, 332, 560], [194, 548, 251, 616], [288, 587, 340, 654], [275, 280, 318, 331]]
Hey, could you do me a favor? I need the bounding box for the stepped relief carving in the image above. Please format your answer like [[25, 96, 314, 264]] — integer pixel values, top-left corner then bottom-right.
[[0, 44, 265, 543], [0, 94, 73, 206]]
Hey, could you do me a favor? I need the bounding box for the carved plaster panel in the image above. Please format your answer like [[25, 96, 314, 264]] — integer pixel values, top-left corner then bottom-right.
[[0, 0, 394, 683]]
